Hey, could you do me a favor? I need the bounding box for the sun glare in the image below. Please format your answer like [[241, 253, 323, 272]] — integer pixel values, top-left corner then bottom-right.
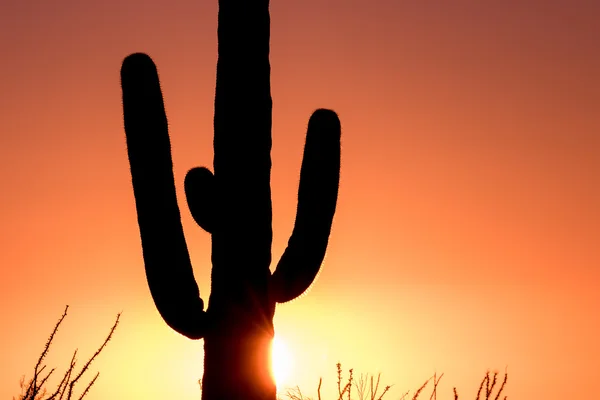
[[271, 335, 294, 389]]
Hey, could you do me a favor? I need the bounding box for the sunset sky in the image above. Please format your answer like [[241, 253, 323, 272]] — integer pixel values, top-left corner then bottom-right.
[[1, 0, 598, 399]]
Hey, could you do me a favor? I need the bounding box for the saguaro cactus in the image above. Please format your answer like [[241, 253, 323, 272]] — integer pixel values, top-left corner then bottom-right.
[[121, 1, 340, 399]]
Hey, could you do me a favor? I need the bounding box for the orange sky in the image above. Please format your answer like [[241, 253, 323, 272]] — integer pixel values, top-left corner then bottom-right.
[[1, 1, 598, 399]]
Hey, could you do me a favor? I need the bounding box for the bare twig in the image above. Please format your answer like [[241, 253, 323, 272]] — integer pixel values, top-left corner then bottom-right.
[[15, 307, 119, 400]]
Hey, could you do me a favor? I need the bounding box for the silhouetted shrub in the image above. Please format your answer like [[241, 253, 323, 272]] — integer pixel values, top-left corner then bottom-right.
[[277, 364, 507, 400], [13, 306, 120, 400]]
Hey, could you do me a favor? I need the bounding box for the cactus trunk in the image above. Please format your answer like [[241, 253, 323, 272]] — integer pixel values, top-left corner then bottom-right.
[[121, 0, 340, 399], [203, 327, 275, 400], [204, 3, 276, 397]]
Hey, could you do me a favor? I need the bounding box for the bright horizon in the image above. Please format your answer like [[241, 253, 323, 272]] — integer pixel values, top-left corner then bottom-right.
[[1, 1, 599, 399]]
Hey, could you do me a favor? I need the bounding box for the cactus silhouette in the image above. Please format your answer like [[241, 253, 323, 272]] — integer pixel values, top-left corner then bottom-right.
[[120, 1, 340, 399]]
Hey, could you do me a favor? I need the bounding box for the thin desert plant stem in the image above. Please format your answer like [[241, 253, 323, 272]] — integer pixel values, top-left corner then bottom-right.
[[335, 365, 352, 400], [337, 363, 342, 399], [15, 306, 120, 400], [475, 372, 487, 400], [493, 369, 508, 400], [347, 369, 353, 400], [337, 365, 392, 400], [48, 350, 77, 400], [75, 372, 98, 400], [317, 377, 322, 400], [66, 313, 119, 399], [24, 307, 69, 400], [411, 375, 432, 400], [428, 372, 444, 400], [486, 372, 498, 399], [369, 374, 377, 400], [474, 369, 508, 400], [279, 364, 507, 400], [354, 374, 365, 400], [376, 384, 391, 400], [399, 390, 410, 400], [36, 369, 55, 396]]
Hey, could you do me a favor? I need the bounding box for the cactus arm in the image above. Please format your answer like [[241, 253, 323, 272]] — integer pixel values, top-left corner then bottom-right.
[[121, 53, 208, 339], [270, 109, 341, 303], [185, 167, 216, 234]]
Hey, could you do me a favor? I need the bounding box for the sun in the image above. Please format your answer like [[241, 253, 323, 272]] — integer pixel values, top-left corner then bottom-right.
[[270, 335, 294, 388]]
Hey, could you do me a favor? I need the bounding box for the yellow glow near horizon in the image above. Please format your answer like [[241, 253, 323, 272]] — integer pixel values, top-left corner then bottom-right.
[[271, 335, 294, 389]]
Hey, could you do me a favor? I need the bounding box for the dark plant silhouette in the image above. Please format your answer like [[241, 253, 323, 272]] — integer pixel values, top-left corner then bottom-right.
[[278, 365, 507, 400], [14, 305, 120, 400], [120, 0, 340, 399]]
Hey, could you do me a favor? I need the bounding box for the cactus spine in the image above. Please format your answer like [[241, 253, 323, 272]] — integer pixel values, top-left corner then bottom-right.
[[121, 1, 340, 399]]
